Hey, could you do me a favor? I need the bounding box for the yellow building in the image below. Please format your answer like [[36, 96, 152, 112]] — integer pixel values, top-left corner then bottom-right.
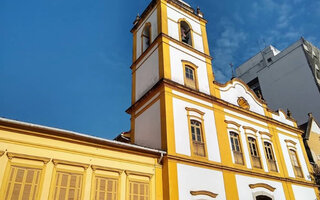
[[0, 118, 164, 200], [0, 0, 319, 200]]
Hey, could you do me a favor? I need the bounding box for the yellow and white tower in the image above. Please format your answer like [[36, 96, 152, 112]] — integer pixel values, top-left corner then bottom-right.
[[128, 0, 320, 200]]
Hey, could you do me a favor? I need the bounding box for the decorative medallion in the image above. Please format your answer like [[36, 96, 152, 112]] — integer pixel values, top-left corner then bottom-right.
[[237, 97, 250, 110]]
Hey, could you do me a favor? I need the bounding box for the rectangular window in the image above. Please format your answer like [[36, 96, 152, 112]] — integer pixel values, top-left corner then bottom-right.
[[230, 132, 244, 165], [94, 176, 118, 200], [190, 120, 205, 157], [248, 137, 262, 168], [264, 142, 277, 172], [5, 166, 42, 200], [184, 65, 196, 89], [289, 150, 303, 178], [53, 171, 83, 200], [128, 181, 149, 200]]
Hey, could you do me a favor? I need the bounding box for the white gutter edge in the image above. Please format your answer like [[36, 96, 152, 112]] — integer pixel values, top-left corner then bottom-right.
[[0, 117, 166, 155]]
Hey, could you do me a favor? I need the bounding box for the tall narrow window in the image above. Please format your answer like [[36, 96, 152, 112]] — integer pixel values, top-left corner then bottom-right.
[[248, 137, 262, 168], [289, 149, 303, 178], [180, 21, 192, 46], [315, 64, 320, 80], [230, 132, 244, 165], [53, 171, 83, 200], [128, 181, 149, 200], [190, 120, 205, 157], [184, 65, 196, 89], [264, 142, 277, 172], [142, 23, 151, 52], [4, 166, 42, 200], [94, 176, 118, 200]]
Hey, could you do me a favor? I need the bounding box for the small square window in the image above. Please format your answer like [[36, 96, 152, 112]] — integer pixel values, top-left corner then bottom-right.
[[267, 58, 272, 62]]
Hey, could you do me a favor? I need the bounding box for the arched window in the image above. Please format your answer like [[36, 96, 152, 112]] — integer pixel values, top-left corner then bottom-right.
[[190, 120, 205, 157], [180, 20, 192, 46], [230, 132, 244, 165], [264, 142, 277, 172], [256, 195, 272, 200], [141, 23, 151, 53], [289, 149, 303, 178], [248, 137, 262, 168]]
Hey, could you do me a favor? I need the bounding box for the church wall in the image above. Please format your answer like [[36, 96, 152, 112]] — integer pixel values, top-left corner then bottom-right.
[[135, 99, 162, 149], [172, 91, 221, 163], [136, 6, 158, 59], [292, 184, 317, 200], [278, 133, 311, 181], [236, 175, 286, 200], [224, 114, 271, 171], [169, 41, 210, 95], [166, 3, 204, 53], [135, 45, 159, 101], [177, 163, 226, 200]]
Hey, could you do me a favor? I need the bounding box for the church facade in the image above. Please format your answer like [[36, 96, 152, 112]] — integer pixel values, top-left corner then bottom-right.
[[0, 0, 319, 199]]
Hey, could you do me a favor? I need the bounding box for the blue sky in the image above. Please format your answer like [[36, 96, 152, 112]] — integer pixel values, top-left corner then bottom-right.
[[1, 0, 319, 139]]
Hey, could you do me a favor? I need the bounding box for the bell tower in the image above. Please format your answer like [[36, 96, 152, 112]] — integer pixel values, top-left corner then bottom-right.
[[127, 0, 215, 153]]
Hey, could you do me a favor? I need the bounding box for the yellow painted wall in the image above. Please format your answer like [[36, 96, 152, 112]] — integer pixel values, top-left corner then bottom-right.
[[0, 126, 162, 200]]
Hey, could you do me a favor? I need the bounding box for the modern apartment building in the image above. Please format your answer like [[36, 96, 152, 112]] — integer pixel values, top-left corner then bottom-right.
[[236, 38, 320, 125]]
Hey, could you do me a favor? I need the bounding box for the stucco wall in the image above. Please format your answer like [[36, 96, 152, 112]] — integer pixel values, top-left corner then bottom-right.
[[177, 164, 226, 200], [135, 46, 159, 101], [292, 184, 317, 200], [236, 175, 286, 200], [135, 100, 162, 149], [167, 4, 204, 53], [136, 7, 158, 59], [172, 91, 221, 162], [278, 133, 311, 181], [169, 41, 210, 94]]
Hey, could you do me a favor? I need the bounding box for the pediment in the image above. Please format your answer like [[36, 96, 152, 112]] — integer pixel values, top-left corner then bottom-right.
[[216, 78, 266, 116]]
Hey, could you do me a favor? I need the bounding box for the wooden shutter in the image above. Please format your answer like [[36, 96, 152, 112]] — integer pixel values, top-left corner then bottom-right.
[[5, 166, 41, 200], [129, 181, 149, 200], [53, 171, 83, 200], [94, 176, 118, 200]]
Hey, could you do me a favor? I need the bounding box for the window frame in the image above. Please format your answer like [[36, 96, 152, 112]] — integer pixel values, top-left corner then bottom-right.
[[288, 148, 304, 178], [229, 131, 245, 165], [125, 171, 152, 200], [49, 161, 87, 200], [141, 22, 152, 54], [91, 166, 122, 200], [182, 60, 198, 90], [178, 19, 194, 47], [186, 107, 207, 158], [263, 141, 278, 172], [247, 136, 263, 169], [2, 162, 44, 200], [0, 153, 48, 200]]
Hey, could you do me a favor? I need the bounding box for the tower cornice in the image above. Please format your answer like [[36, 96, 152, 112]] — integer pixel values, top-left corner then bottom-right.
[[131, 0, 207, 33]]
